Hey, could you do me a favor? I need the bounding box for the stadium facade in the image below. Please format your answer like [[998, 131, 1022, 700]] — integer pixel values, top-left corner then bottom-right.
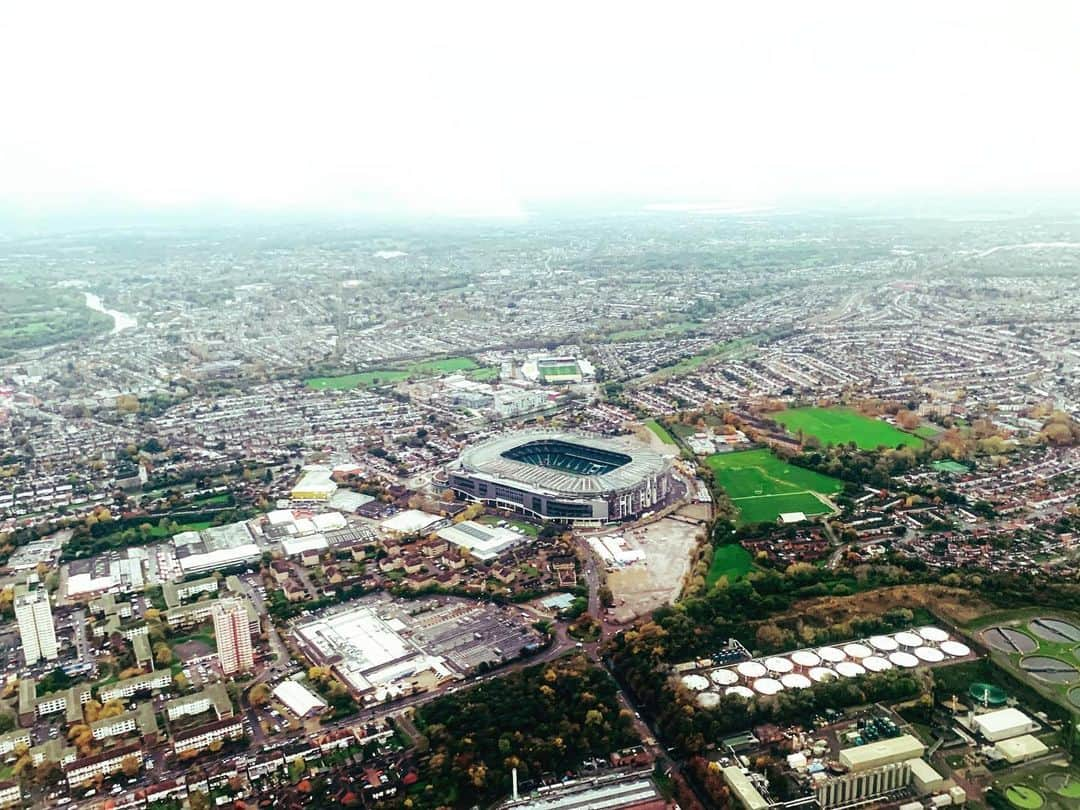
[[447, 429, 674, 525]]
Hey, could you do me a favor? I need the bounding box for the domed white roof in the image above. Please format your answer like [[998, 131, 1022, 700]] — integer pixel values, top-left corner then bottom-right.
[[918, 626, 949, 643], [697, 691, 721, 709], [737, 661, 768, 679], [791, 650, 821, 668], [914, 646, 945, 663], [681, 674, 710, 691], [863, 656, 892, 672], [726, 685, 755, 699], [809, 667, 838, 682], [894, 631, 922, 648], [817, 646, 846, 663], [835, 661, 867, 678], [781, 673, 812, 690], [753, 677, 784, 695], [869, 635, 899, 652], [765, 656, 794, 674], [710, 668, 739, 685], [889, 651, 919, 668], [843, 643, 872, 659], [940, 640, 971, 658]]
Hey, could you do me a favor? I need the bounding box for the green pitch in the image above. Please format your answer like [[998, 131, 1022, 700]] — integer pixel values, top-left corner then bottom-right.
[[705, 543, 754, 587], [539, 364, 580, 378], [706, 449, 841, 525], [773, 407, 924, 449], [306, 356, 480, 389]]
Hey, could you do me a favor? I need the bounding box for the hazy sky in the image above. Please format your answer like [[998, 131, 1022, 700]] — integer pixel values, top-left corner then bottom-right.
[[3, 1, 1079, 219]]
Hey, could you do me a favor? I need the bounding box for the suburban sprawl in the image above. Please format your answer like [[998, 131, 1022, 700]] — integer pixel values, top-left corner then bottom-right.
[[0, 208, 1078, 810]]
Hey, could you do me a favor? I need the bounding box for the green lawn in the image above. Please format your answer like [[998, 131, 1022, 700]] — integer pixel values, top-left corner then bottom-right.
[[773, 407, 924, 449], [468, 366, 501, 381], [306, 356, 481, 390], [705, 544, 754, 587], [915, 425, 942, 439], [644, 419, 677, 445], [539, 364, 580, 378], [706, 449, 842, 525]]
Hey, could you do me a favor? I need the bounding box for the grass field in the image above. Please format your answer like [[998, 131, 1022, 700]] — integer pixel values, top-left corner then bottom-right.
[[706, 449, 842, 525], [642, 335, 761, 382], [644, 419, 677, 445], [606, 321, 701, 342], [705, 543, 754, 587], [773, 407, 924, 449], [932, 460, 969, 473], [539, 364, 579, 378], [306, 356, 482, 389]]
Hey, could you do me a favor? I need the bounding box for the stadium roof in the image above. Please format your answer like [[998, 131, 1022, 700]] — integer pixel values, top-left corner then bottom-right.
[[454, 429, 669, 496]]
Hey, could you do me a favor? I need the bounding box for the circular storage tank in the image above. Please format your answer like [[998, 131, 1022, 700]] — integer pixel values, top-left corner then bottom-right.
[[894, 631, 923, 648], [681, 674, 710, 691], [754, 677, 784, 696], [940, 640, 970, 658], [915, 646, 945, 663], [726, 685, 755, 700], [843, 643, 872, 659], [918, 626, 949, 643], [711, 668, 739, 686], [863, 656, 892, 673], [781, 673, 812, 690], [889, 651, 920, 668], [835, 661, 867, 678], [818, 646, 846, 663], [765, 657, 794, 674], [869, 635, 899, 652], [791, 650, 821, 668], [738, 661, 768, 679], [809, 667, 838, 683], [697, 691, 721, 709]]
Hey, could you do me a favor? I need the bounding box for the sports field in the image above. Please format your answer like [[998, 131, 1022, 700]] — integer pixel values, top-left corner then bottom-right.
[[539, 364, 579, 378], [706, 449, 842, 525], [773, 407, 924, 449], [306, 356, 481, 389], [705, 543, 754, 587]]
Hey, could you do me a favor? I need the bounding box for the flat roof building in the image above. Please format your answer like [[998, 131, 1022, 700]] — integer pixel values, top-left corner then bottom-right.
[[994, 734, 1049, 764], [972, 707, 1038, 742], [722, 766, 768, 810], [839, 734, 925, 772], [436, 520, 523, 562], [273, 680, 327, 718]]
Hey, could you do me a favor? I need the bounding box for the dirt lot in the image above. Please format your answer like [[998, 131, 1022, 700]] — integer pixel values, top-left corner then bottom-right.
[[605, 516, 702, 621], [790, 584, 992, 628]]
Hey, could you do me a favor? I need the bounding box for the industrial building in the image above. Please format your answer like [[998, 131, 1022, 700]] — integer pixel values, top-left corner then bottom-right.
[[815, 761, 911, 808], [971, 707, 1039, 742], [436, 520, 524, 561], [992, 734, 1049, 764], [289, 465, 338, 502], [448, 429, 673, 525], [838, 734, 926, 772], [172, 521, 261, 575]]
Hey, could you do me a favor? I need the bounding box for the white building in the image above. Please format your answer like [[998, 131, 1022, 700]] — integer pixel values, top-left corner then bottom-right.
[[436, 520, 523, 562], [972, 707, 1039, 741], [15, 589, 58, 664], [272, 680, 327, 718], [213, 598, 254, 676]]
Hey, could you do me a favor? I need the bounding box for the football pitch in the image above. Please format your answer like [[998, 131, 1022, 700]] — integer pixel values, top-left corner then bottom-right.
[[773, 407, 924, 449], [706, 449, 842, 525]]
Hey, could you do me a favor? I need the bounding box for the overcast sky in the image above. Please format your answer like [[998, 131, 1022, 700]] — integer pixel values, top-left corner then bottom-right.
[[3, 1, 1079, 220]]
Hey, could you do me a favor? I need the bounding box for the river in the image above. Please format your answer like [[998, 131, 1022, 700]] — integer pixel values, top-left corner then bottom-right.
[[84, 292, 138, 334]]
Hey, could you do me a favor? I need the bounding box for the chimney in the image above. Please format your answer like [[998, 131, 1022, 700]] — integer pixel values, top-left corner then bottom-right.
[[512, 767, 519, 801]]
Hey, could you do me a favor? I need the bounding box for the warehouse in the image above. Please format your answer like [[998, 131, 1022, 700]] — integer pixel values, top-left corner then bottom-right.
[[907, 758, 944, 794], [972, 707, 1039, 742], [993, 734, 1049, 764], [273, 680, 327, 718], [436, 520, 523, 561], [839, 734, 925, 772], [722, 766, 768, 810]]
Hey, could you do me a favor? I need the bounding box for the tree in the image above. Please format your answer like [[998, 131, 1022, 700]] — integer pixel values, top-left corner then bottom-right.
[[120, 755, 141, 777], [0, 713, 13, 733], [188, 791, 211, 810], [248, 683, 271, 706], [153, 641, 174, 667]]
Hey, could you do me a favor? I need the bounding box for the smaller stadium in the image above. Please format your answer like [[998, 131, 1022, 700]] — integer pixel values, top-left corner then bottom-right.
[[447, 429, 674, 525]]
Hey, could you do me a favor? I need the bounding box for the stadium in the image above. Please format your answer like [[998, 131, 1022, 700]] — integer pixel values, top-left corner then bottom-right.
[[447, 429, 674, 525]]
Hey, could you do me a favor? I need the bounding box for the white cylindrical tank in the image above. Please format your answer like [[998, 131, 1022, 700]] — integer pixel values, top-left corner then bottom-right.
[[738, 661, 767, 679], [919, 626, 949, 643], [781, 673, 812, 690], [818, 646, 846, 663], [711, 668, 739, 686], [915, 646, 945, 663], [895, 631, 922, 648], [863, 655, 892, 672], [765, 656, 794, 674], [889, 651, 920, 668], [726, 685, 755, 699], [753, 677, 784, 696], [791, 650, 821, 668], [844, 643, 872, 659], [809, 666, 838, 682], [835, 661, 866, 678], [869, 635, 899, 652], [940, 641, 970, 657]]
